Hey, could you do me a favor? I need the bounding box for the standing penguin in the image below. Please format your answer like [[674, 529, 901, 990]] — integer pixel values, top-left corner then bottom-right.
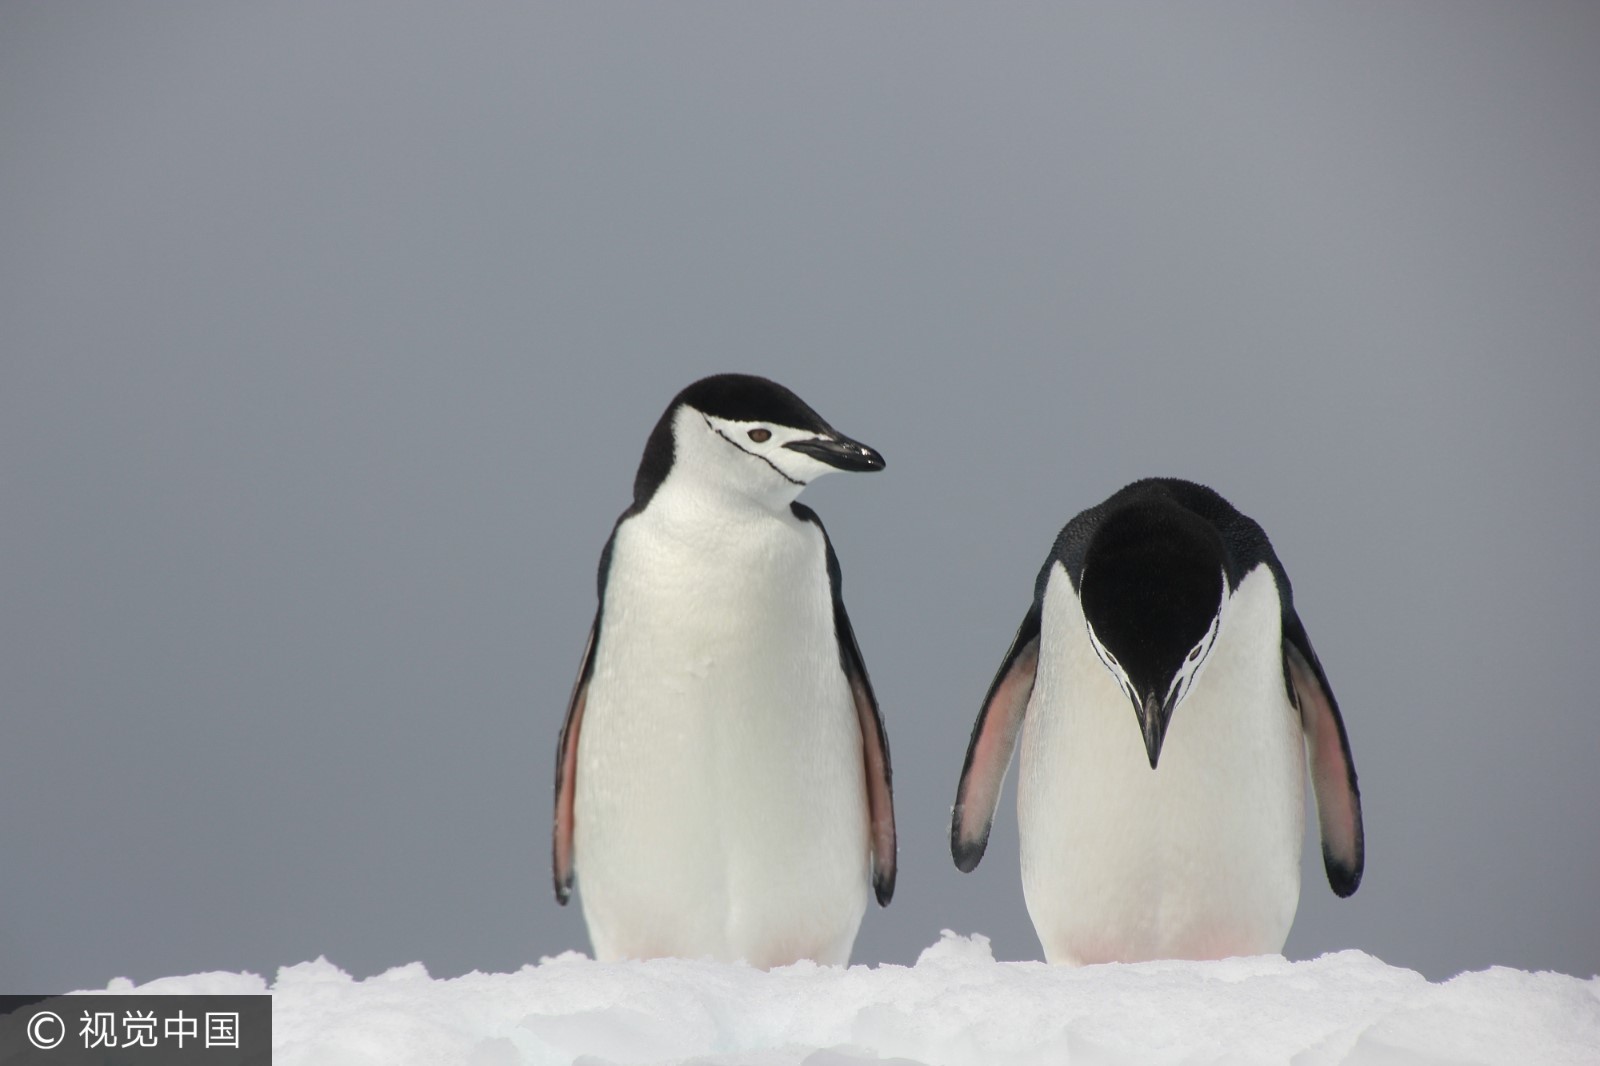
[[552, 373, 895, 967], [951, 478, 1362, 964]]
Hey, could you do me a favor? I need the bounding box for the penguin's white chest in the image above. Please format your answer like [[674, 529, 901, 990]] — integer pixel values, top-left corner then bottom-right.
[[573, 500, 869, 966], [1017, 566, 1306, 964]]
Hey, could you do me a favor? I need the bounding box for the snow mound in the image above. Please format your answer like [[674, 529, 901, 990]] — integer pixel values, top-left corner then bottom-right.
[[97, 932, 1600, 1065]]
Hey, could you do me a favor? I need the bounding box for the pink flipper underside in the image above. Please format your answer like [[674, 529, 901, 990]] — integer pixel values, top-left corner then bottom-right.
[[552, 626, 595, 904], [1287, 642, 1363, 890], [953, 637, 1040, 863]]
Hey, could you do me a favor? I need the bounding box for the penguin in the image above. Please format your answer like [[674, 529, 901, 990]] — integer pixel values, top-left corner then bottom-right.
[[552, 373, 896, 967], [950, 477, 1363, 965]]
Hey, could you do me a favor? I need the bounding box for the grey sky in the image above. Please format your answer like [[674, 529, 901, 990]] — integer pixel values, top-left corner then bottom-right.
[[3, 4, 1597, 992]]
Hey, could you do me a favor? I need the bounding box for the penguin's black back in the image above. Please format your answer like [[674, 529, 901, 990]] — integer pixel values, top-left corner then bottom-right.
[[1043, 478, 1286, 602]]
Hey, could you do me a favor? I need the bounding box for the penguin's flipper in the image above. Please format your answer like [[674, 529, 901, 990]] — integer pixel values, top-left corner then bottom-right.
[[552, 617, 598, 906], [1284, 615, 1364, 897], [951, 603, 1041, 872], [793, 502, 897, 906], [840, 604, 898, 907]]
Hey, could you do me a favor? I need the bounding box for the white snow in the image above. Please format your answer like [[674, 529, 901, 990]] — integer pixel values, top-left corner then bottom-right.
[[91, 933, 1600, 1065]]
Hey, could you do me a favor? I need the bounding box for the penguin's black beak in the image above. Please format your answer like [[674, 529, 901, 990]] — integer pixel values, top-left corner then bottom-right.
[[784, 434, 886, 472], [1135, 690, 1176, 769]]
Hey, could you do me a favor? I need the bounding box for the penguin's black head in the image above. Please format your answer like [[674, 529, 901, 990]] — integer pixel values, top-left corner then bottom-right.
[[634, 374, 883, 507], [1079, 498, 1228, 769]]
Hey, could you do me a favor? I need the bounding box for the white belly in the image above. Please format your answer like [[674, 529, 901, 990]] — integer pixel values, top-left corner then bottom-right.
[[1018, 566, 1305, 964], [573, 505, 869, 967]]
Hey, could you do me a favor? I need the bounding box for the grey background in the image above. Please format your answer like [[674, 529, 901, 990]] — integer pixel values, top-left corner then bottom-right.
[[3, 3, 1597, 993]]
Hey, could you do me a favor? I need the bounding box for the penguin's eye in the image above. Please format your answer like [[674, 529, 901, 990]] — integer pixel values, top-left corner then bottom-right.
[[1188, 645, 1203, 662], [747, 428, 772, 443]]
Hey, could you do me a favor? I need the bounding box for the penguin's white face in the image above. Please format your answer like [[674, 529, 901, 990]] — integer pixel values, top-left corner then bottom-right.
[[1160, 587, 1226, 710], [1084, 617, 1137, 709], [632, 375, 884, 513], [665, 403, 884, 509], [698, 413, 855, 487], [1083, 568, 1228, 730]]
